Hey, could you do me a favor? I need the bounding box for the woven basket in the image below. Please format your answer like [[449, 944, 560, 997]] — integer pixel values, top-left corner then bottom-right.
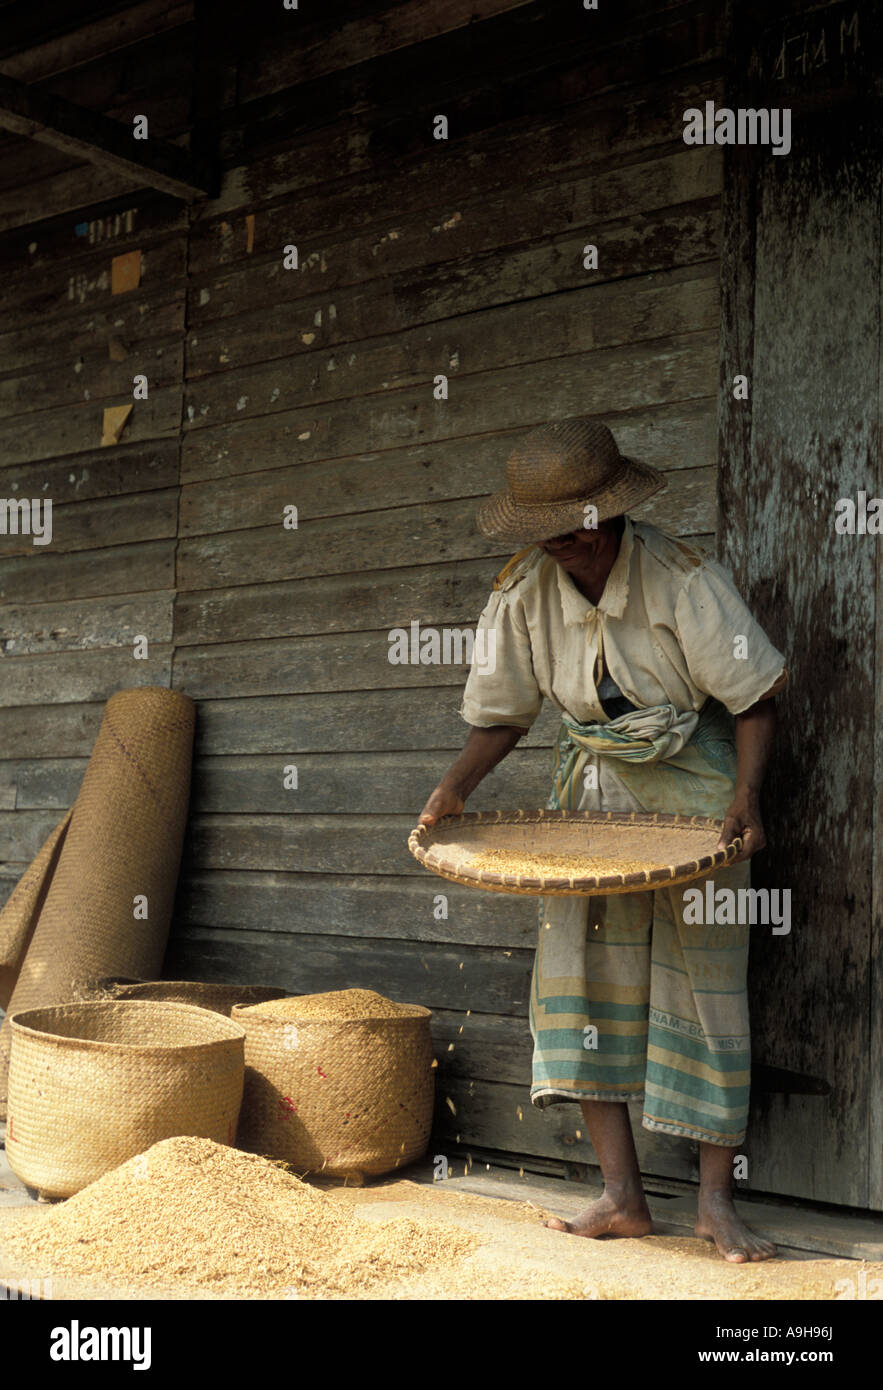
[[81, 979, 287, 1017], [409, 809, 742, 896], [0, 686, 196, 1116], [5, 1001, 245, 1199], [231, 1000, 435, 1179]]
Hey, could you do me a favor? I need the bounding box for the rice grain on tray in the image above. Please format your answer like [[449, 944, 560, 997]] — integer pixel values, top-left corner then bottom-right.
[[469, 849, 650, 878]]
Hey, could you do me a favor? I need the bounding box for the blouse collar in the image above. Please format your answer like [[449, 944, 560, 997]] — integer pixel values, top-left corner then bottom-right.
[[554, 515, 634, 624]]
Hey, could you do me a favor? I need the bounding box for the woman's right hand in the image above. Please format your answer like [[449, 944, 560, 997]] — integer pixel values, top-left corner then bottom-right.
[[418, 784, 464, 827]]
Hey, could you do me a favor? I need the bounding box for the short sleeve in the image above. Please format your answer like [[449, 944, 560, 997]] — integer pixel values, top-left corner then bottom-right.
[[674, 561, 788, 715], [458, 589, 543, 729]]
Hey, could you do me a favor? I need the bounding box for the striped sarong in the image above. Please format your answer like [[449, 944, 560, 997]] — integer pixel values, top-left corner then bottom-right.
[[529, 697, 751, 1147]]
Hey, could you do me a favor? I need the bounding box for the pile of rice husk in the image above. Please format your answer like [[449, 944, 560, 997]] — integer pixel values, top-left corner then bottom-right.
[[0, 1136, 588, 1300], [244, 989, 418, 1021]]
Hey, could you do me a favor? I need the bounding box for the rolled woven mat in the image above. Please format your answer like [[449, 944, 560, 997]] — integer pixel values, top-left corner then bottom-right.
[[0, 686, 195, 1116]]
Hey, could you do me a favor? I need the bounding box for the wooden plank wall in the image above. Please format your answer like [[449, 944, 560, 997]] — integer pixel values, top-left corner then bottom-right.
[[0, 0, 728, 1185]]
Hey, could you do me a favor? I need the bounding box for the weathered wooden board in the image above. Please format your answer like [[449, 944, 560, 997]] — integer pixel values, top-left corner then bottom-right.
[[163, 925, 533, 1017], [430, 1007, 534, 1086], [183, 814, 423, 876], [175, 537, 715, 648], [0, 439, 179, 506], [718, 0, 880, 1208], [0, 689, 560, 760], [0, 342, 183, 420], [174, 869, 539, 949], [181, 394, 717, 487], [174, 558, 514, 646], [0, 862, 26, 896], [183, 273, 719, 440], [0, 489, 177, 557], [0, 591, 173, 656], [176, 473, 715, 594], [177, 338, 719, 501], [194, 98, 722, 281], [0, 234, 187, 321], [0, 646, 174, 707], [1, 25, 193, 123], [0, 703, 105, 759], [2, 747, 551, 813], [186, 147, 719, 326], [0, 198, 186, 279], [189, 749, 550, 815], [0, 139, 84, 196], [0, 291, 185, 378], [229, 1, 719, 165], [187, 202, 719, 334], [180, 455, 713, 544], [185, 257, 717, 383], [0, 680, 574, 757], [236, 0, 537, 103], [203, 67, 722, 221], [191, 693, 560, 756], [0, 808, 67, 861], [0, 540, 176, 604], [0, 50, 192, 197], [0, 390, 181, 467]]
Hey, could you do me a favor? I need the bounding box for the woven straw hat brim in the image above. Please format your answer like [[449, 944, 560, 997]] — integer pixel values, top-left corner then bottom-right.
[[476, 456, 667, 545]]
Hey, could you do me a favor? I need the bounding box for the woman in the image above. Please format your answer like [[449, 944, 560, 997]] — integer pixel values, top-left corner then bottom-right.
[[418, 417, 788, 1264]]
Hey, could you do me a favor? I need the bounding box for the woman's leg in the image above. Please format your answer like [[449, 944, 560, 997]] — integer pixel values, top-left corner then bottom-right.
[[696, 1143, 777, 1262], [546, 1099, 652, 1236]]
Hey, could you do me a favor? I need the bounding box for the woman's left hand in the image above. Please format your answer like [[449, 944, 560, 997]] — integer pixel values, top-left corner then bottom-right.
[[716, 792, 766, 865]]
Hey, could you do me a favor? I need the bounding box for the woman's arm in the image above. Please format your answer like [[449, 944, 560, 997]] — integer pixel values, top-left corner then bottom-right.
[[418, 724, 527, 825], [715, 688, 780, 863]]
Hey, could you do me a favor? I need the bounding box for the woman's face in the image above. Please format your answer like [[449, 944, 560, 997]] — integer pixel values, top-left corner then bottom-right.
[[539, 519, 620, 567]]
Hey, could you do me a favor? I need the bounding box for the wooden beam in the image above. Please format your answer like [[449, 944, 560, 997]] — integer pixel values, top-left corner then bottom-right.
[[0, 72, 215, 201], [0, 2, 138, 62]]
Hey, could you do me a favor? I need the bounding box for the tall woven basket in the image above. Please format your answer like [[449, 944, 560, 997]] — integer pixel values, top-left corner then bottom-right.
[[5, 1001, 245, 1199], [231, 1001, 435, 1179]]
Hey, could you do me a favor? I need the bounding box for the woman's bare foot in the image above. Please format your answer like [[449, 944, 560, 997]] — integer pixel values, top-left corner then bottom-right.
[[695, 1189, 777, 1262], [546, 1186, 653, 1238]]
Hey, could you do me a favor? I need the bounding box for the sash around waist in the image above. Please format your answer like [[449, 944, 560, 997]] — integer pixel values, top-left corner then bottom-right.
[[560, 701, 702, 765]]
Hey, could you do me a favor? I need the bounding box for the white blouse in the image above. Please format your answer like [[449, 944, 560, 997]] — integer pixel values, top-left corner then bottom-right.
[[459, 517, 788, 730]]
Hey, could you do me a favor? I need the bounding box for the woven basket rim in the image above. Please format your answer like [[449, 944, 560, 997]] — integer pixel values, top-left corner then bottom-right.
[[95, 978, 286, 996], [231, 1000, 432, 1025], [408, 808, 742, 896], [7, 999, 246, 1051]]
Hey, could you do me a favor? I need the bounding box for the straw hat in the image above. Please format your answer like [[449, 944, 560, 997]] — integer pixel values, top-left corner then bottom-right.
[[476, 418, 667, 544]]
